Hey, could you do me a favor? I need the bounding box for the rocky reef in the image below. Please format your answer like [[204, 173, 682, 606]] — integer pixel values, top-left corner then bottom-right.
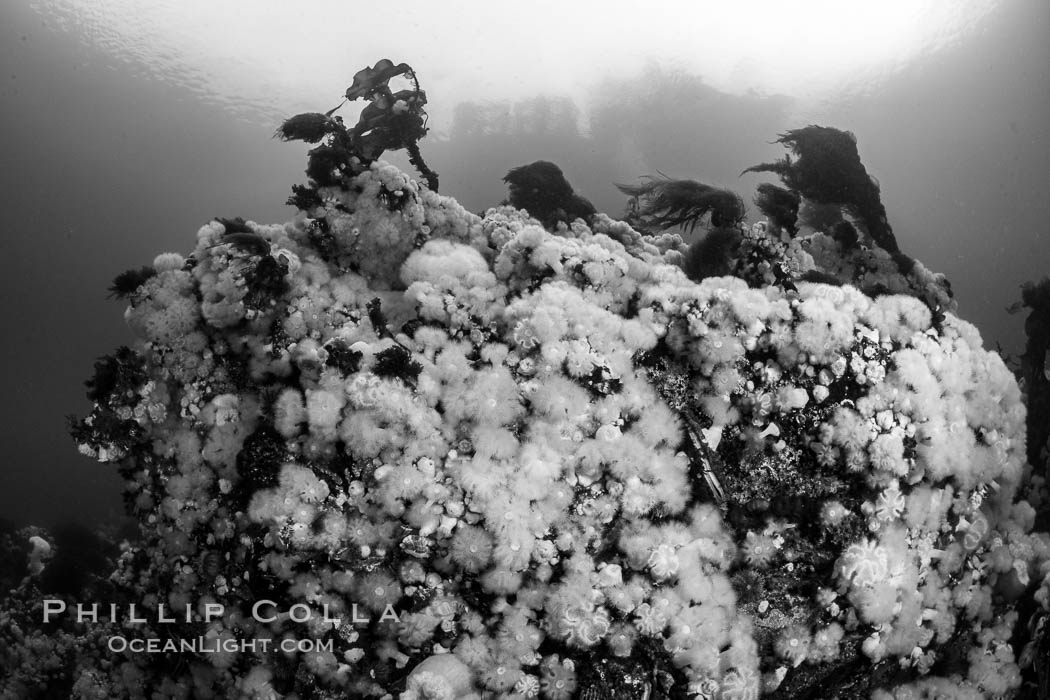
[[3, 63, 1049, 699]]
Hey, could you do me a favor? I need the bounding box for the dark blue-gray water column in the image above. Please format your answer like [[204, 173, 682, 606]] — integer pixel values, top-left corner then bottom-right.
[[0, 2, 302, 527]]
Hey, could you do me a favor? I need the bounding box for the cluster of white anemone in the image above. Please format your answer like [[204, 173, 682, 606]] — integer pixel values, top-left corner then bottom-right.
[[56, 160, 1050, 699]]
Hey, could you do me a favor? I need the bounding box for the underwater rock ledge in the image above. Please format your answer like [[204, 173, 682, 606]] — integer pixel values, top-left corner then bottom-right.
[[3, 64, 1049, 697]]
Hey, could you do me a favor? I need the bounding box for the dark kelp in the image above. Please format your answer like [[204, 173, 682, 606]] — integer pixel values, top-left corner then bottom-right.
[[617, 176, 745, 234], [276, 59, 438, 194], [743, 125, 913, 273], [502, 160, 597, 229]]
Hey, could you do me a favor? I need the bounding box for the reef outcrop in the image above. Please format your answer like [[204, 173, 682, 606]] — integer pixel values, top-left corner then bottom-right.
[[2, 64, 1047, 699]]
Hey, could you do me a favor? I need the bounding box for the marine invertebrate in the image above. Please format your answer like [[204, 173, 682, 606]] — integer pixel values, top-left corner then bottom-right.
[[741, 529, 779, 569], [402, 654, 479, 700], [538, 655, 577, 700], [773, 624, 812, 667], [448, 524, 494, 573]]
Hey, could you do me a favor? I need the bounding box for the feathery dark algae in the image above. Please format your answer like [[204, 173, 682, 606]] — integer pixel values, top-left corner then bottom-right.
[[2, 2, 1049, 699]]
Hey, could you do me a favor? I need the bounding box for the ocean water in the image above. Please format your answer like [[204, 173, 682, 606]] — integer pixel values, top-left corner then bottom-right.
[[1, 0, 1047, 530]]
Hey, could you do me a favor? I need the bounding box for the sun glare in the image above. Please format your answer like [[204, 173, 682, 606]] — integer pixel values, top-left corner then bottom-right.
[[31, 0, 1001, 124]]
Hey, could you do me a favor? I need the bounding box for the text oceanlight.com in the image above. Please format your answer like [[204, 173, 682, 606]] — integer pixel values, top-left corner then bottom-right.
[[106, 636, 333, 654]]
